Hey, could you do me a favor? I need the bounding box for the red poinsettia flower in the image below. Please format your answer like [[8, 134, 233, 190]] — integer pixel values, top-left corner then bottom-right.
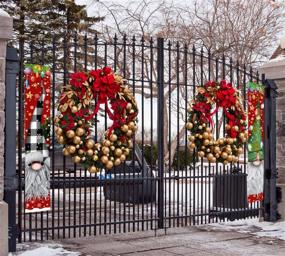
[[216, 81, 236, 108], [205, 81, 216, 88], [70, 72, 87, 89], [193, 102, 211, 113], [92, 67, 121, 103]]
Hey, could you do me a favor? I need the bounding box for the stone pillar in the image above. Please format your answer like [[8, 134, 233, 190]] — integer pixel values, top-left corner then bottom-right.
[[260, 44, 285, 220], [0, 9, 13, 256]]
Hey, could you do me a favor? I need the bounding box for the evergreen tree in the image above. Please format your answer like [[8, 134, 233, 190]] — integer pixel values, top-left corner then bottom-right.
[[0, 0, 103, 69]]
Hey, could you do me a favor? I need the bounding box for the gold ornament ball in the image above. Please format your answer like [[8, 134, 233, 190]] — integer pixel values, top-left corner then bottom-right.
[[88, 166, 98, 173], [78, 149, 84, 155], [86, 139, 95, 149], [115, 148, 123, 157], [198, 151, 205, 157], [207, 153, 214, 161], [233, 125, 239, 132], [124, 148, 130, 156], [126, 103, 132, 110], [76, 145, 80, 149], [206, 127, 212, 133], [237, 147, 243, 154], [226, 147, 232, 154], [110, 134, 118, 142], [206, 148, 211, 152], [73, 155, 81, 163], [210, 157, 216, 163], [214, 146, 220, 153], [114, 158, 121, 166], [221, 152, 228, 159], [128, 121, 135, 130], [203, 132, 209, 139], [95, 143, 101, 149], [93, 155, 98, 161], [126, 130, 133, 137], [78, 120, 83, 125], [73, 136, 81, 144], [215, 153, 220, 158], [227, 155, 233, 162], [187, 106, 192, 113], [225, 124, 231, 130], [66, 130, 75, 138], [68, 145, 76, 154], [239, 133, 245, 139], [101, 155, 108, 164], [186, 122, 193, 130], [203, 139, 210, 146], [63, 148, 70, 156], [110, 146, 115, 150], [56, 127, 63, 136], [198, 135, 203, 139], [223, 160, 228, 165], [190, 143, 196, 149], [87, 149, 94, 156], [218, 138, 224, 145], [121, 125, 129, 133], [58, 136, 65, 144], [76, 127, 85, 136], [71, 106, 78, 113], [102, 146, 110, 155], [198, 125, 203, 130], [227, 138, 234, 144], [106, 161, 114, 170], [189, 135, 195, 142], [103, 140, 111, 147], [120, 154, 126, 161]]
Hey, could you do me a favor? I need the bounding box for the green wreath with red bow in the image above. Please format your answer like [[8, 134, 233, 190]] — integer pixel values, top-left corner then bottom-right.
[[186, 80, 247, 164], [55, 67, 138, 173]]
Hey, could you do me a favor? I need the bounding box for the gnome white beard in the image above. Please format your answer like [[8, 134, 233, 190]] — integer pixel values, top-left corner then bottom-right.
[[25, 164, 50, 200]]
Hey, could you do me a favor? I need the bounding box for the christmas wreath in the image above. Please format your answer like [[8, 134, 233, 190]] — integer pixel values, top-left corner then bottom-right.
[[186, 80, 247, 164], [55, 67, 138, 173]]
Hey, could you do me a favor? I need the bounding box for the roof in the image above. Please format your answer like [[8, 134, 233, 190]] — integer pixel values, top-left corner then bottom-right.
[[270, 45, 284, 59]]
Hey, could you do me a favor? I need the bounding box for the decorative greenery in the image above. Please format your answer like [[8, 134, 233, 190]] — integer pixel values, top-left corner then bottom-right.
[[55, 67, 138, 173], [186, 80, 247, 164]]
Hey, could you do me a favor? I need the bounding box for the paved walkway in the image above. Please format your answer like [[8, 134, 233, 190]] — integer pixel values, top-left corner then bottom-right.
[[60, 226, 285, 256]]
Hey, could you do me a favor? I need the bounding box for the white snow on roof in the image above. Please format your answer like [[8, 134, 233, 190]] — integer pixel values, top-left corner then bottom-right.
[[0, 9, 10, 17]]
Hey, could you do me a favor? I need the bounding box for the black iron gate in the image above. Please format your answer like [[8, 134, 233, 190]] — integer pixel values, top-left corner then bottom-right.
[[4, 34, 278, 250]]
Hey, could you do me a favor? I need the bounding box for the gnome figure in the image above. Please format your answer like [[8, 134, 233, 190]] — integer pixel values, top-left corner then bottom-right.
[[23, 64, 51, 212], [25, 152, 51, 212]]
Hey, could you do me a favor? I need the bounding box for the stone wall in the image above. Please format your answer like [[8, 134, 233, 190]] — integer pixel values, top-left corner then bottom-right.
[[260, 56, 285, 219], [260, 58, 285, 184]]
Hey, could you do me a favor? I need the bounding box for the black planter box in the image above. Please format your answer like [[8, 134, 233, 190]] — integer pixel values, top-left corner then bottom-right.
[[213, 171, 248, 209], [104, 161, 156, 204]]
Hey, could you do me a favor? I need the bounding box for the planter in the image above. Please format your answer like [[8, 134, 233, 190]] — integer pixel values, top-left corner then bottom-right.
[[103, 161, 156, 204]]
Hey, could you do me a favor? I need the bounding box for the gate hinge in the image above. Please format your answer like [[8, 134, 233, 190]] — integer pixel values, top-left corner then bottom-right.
[[4, 175, 19, 191]]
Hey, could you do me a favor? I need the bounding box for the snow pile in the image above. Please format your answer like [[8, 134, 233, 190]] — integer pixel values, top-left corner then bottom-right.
[[9, 243, 80, 256], [208, 219, 285, 240]]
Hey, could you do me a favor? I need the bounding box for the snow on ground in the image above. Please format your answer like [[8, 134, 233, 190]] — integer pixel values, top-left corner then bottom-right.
[[9, 243, 80, 256], [207, 218, 285, 240]]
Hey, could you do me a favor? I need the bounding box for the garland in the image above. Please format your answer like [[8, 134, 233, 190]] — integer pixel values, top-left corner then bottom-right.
[[55, 67, 138, 173], [186, 80, 247, 164]]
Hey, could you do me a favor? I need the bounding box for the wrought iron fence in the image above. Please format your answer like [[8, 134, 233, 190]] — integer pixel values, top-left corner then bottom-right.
[[15, 33, 261, 242]]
